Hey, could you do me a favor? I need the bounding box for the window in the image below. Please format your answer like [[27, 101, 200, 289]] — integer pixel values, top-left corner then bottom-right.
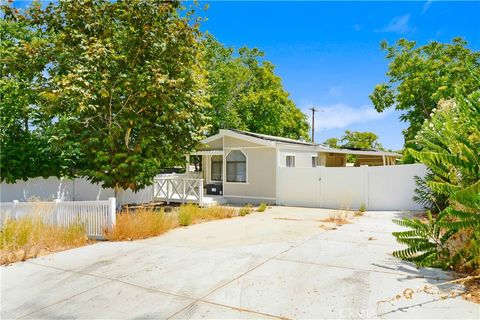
[[286, 155, 295, 168], [312, 156, 318, 167], [210, 155, 223, 181], [226, 150, 247, 183]]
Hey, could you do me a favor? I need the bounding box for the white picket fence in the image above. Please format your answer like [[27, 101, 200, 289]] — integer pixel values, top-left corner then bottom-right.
[[0, 198, 116, 239]]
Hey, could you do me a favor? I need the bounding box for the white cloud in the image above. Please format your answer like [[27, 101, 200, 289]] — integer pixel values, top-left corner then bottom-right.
[[377, 14, 414, 34], [423, 0, 434, 13], [303, 104, 392, 130], [353, 24, 362, 31]]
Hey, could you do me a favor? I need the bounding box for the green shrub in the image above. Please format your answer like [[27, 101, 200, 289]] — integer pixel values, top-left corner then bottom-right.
[[393, 88, 480, 273], [178, 204, 198, 226], [359, 203, 366, 213], [239, 205, 252, 216], [257, 202, 267, 212]]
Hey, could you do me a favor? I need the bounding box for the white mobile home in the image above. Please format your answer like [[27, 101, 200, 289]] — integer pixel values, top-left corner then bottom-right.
[[182, 129, 416, 209]]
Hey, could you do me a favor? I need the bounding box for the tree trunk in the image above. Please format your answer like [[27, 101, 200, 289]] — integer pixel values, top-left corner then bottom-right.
[[114, 184, 123, 211]]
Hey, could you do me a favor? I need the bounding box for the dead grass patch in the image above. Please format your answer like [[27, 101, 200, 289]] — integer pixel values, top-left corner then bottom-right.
[[106, 205, 239, 240], [378, 275, 480, 306], [0, 216, 89, 265], [354, 211, 364, 217], [177, 204, 237, 226], [194, 205, 237, 221], [105, 208, 175, 241], [320, 209, 353, 226], [463, 277, 480, 304], [320, 217, 351, 226]]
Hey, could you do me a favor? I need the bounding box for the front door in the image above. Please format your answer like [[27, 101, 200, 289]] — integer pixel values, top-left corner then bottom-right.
[[210, 155, 223, 183]]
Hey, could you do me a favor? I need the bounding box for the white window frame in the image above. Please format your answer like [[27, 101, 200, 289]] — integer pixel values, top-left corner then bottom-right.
[[285, 154, 296, 168], [311, 155, 318, 167], [224, 149, 248, 184]]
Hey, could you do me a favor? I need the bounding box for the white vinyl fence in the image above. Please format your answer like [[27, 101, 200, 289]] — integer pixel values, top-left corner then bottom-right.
[[0, 177, 153, 204], [0, 198, 116, 239], [276, 164, 427, 211]]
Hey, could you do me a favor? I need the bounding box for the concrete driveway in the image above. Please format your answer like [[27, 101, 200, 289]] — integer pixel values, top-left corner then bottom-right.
[[1, 207, 479, 319]]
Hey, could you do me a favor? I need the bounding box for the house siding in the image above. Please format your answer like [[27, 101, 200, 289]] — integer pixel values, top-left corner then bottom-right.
[[199, 137, 223, 150], [223, 147, 276, 201], [224, 136, 264, 148], [278, 148, 319, 168]]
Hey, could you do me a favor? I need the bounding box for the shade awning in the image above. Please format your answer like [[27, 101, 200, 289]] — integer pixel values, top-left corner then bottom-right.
[[190, 150, 224, 156]]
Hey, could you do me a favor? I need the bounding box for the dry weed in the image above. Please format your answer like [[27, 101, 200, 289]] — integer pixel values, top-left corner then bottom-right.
[[320, 209, 353, 226], [105, 208, 175, 240], [377, 275, 480, 307], [0, 216, 88, 265], [177, 204, 237, 225]]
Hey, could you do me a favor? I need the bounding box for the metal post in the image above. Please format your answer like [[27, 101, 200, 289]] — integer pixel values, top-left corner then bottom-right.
[[108, 197, 116, 229], [12, 200, 18, 220]]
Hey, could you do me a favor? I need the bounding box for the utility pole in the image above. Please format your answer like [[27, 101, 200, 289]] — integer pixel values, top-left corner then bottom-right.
[[309, 106, 318, 142]]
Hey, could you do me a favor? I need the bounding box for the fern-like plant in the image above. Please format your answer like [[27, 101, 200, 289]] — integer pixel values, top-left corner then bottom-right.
[[393, 87, 480, 272]]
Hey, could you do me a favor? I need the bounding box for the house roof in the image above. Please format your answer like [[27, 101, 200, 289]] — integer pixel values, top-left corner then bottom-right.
[[229, 129, 317, 147], [201, 129, 402, 158]]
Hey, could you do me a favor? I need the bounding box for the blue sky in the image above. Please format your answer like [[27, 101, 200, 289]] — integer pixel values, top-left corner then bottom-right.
[[200, 1, 480, 150]]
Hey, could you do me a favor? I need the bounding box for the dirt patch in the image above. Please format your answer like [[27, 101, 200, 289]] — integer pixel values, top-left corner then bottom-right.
[[463, 277, 480, 304]]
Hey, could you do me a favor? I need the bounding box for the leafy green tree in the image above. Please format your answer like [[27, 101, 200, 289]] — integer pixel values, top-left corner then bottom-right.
[[203, 35, 309, 140], [340, 130, 382, 150], [0, 3, 76, 182], [370, 38, 480, 147], [37, 0, 210, 193], [323, 137, 339, 148], [392, 88, 480, 272]]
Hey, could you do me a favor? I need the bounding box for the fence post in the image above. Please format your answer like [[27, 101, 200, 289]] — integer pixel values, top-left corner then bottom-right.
[[53, 199, 61, 226], [182, 179, 186, 203], [364, 166, 369, 210], [12, 200, 18, 220], [199, 179, 204, 207], [108, 197, 116, 229], [166, 180, 170, 204]]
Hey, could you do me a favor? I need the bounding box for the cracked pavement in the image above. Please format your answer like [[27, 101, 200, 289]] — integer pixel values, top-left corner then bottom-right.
[[1, 207, 479, 319]]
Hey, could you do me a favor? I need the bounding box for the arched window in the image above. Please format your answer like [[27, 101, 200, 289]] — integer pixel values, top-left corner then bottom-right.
[[226, 150, 247, 183]]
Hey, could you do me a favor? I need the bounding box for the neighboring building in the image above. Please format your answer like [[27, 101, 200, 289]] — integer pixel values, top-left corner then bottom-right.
[[188, 129, 401, 204]]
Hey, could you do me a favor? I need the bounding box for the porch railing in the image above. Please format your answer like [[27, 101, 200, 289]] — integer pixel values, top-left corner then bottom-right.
[[153, 175, 204, 206]]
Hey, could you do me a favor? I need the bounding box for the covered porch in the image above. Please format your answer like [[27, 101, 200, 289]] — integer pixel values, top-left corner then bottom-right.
[[153, 149, 226, 207], [152, 172, 227, 207]]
